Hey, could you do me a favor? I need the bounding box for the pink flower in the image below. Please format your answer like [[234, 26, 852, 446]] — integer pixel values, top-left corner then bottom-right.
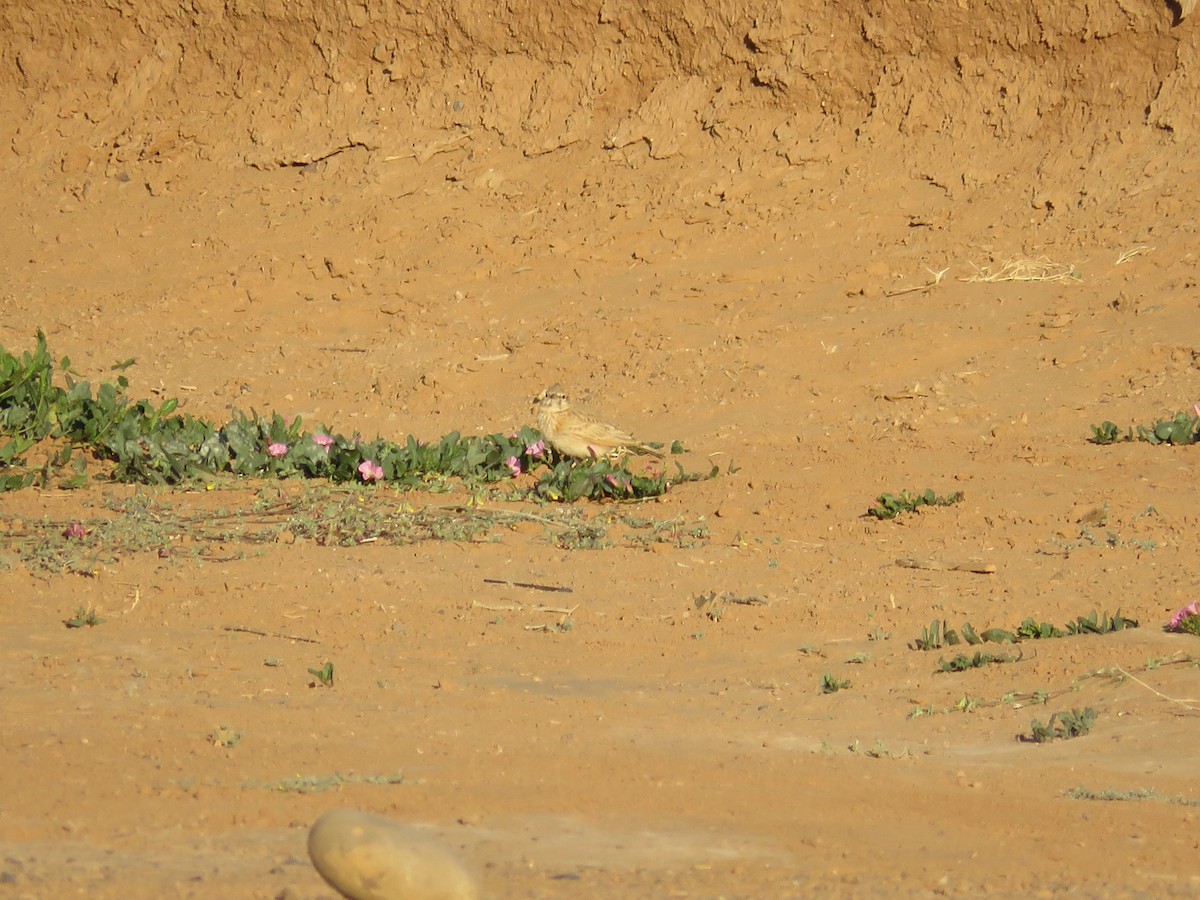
[[63, 522, 87, 539], [1168, 601, 1200, 632], [312, 434, 334, 450], [505, 455, 522, 477], [604, 474, 632, 493], [267, 442, 288, 458], [526, 440, 546, 459], [358, 460, 384, 482]]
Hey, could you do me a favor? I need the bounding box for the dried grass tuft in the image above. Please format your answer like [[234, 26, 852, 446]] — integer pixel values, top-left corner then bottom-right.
[[961, 256, 1080, 284]]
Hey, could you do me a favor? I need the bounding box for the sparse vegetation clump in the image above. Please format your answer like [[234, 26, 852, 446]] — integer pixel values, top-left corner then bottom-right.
[[935, 650, 1020, 673], [1065, 787, 1200, 807], [63, 606, 105, 628], [1090, 406, 1200, 446], [868, 489, 963, 520], [820, 673, 851, 694], [1167, 601, 1200, 636], [307, 662, 335, 687], [912, 610, 1137, 651], [1025, 707, 1098, 743], [1, 485, 714, 573], [0, 332, 714, 501]]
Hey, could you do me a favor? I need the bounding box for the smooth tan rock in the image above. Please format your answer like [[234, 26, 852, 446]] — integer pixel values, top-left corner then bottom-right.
[[308, 809, 479, 900]]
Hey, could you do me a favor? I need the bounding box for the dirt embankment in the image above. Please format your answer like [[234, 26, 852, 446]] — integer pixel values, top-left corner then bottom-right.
[[3, 2, 1195, 179]]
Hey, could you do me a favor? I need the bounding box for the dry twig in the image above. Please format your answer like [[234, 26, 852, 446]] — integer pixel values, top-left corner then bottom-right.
[[1114, 245, 1153, 266], [1115, 664, 1200, 713], [885, 267, 949, 297], [895, 557, 996, 575], [483, 577, 573, 593], [223, 625, 320, 644]]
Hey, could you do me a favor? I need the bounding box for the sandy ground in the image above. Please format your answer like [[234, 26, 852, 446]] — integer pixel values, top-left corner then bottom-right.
[[2, 2, 1200, 897]]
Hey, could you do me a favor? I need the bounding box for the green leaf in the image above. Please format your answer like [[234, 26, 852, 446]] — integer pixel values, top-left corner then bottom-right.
[[980, 628, 1016, 644]]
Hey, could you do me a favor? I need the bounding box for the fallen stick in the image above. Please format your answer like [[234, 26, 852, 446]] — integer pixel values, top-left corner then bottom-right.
[[1115, 665, 1200, 712], [895, 557, 996, 575], [471, 600, 577, 615], [223, 625, 320, 644], [483, 578, 573, 593], [885, 267, 949, 297]]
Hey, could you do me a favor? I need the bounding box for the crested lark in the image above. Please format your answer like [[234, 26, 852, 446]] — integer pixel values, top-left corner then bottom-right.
[[533, 385, 664, 460]]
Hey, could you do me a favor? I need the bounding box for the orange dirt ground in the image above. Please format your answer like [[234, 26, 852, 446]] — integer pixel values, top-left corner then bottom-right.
[[2, 2, 1200, 897]]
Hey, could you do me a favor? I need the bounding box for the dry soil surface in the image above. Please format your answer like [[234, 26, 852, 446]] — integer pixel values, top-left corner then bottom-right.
[[2, 2, 1200, 897]]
